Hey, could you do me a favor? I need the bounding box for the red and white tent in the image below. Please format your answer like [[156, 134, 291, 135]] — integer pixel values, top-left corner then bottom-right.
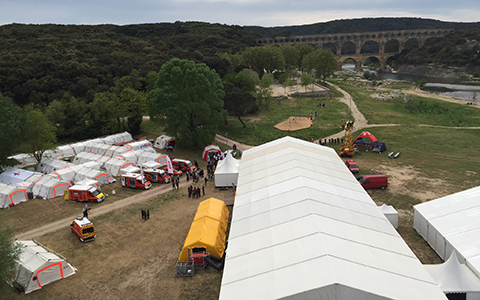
[[202, 145, 221, 161]]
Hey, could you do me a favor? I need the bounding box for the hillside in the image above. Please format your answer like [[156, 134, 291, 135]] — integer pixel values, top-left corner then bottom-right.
[[0, 22, 259, 106], [246, 17, 480, 37]]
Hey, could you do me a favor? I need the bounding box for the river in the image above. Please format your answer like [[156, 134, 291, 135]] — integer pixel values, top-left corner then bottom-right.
[[342, 64, 480, 103]]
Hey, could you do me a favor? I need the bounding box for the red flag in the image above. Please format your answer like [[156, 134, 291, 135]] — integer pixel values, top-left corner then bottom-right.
[[166, 156, 173, 175]]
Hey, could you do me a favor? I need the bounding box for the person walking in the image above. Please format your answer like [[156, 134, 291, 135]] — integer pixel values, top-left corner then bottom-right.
[[146, 210, 150, 220], [202, 186, 205, 196], [141, 209, 145, 220], [172, 180, 175, 190]]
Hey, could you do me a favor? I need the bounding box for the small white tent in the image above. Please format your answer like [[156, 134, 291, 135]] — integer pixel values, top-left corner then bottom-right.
[[0, 183, 28, 208], [378, 204, 399, 229], [31, 176, 69, 199], [154, 135, 175, 150], [9, 153, 37, 168], [214, 153, 240, 187], [14, 240, 76, 294], [425, 252, 480, 300]]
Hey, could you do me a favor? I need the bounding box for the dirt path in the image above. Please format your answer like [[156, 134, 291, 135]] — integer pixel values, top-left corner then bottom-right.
[[15, 178, 188, 240]]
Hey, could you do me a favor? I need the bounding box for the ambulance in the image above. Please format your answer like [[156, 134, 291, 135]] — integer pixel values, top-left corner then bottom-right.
[[143, 168, 171, 183], [171, 159, 196, 173], [65, 185, 105, 203], [121, 173, 152, 190], [71, 217, 96, 242]]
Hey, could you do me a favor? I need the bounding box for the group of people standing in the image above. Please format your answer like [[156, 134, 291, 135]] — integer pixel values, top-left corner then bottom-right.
[[171, 174, 180, 190], [188, 185, 204, 198]]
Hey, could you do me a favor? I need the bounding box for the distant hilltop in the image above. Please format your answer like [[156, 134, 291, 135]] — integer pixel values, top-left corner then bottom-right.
[[246, 17, 480, 37]]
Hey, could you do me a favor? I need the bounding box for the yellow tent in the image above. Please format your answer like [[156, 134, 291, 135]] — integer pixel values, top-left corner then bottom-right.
[[178, 198, 230, 262], [194, 197, 230, 232]]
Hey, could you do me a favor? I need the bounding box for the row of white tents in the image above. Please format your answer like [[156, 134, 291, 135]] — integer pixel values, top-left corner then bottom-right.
[[9, 131, 135, 167]]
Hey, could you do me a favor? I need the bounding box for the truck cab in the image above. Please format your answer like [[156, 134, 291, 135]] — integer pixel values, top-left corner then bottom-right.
[[71, 217, 95, 242], [121, 173, 152, 190], [143, 168, 170, 183], [357, 174, 388, 190], [65, 185, 105, 203]]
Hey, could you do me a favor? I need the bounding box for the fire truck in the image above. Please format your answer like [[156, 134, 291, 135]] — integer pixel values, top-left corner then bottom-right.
[[121, 173, 152, 190], [70, 217, 96, 242], [64, 185, 105, 203], [143, 168, 171, 183]]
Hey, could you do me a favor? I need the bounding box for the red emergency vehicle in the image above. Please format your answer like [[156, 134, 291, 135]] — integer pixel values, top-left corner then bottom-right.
[[171, 159, 196, 173], [64, 185, 105, 203], [70, 217, 96, 242], [143, 168, 171, 183], [121, 173, 152, 190]]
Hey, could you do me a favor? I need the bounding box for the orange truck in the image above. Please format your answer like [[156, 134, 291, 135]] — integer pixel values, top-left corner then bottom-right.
[[121, 173, 152, 190], [64, 185, 105, 203], [70, 217, 96, 242]]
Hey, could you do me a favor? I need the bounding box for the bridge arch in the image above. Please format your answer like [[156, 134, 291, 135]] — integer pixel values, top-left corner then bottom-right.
[[255, 28, 453, 70]]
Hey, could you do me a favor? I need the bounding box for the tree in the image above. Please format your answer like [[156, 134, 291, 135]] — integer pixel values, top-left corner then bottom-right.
[[256, 73, 274, 108], [0, 93, 28, 170], [119, 87, 147, 135], [24, 106, 57, 163], [282, 78, 295, 93], [302, 49, 338, 81], [300, 73, 315, 91], [0, 227, 22, 294], [223, 73, 257, 127], [280, 45, 300, 71], [147, 58, 226, 149], [242, 46, 286, 78]]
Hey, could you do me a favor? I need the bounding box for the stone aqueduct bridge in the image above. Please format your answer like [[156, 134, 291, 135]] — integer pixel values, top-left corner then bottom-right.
[[257, 29, 453, 69]]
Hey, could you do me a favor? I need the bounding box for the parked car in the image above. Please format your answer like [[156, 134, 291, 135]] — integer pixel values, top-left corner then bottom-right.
[[163, 167, 183, 177], [345, 159, 359, 174], [357, 174, 388, 190]]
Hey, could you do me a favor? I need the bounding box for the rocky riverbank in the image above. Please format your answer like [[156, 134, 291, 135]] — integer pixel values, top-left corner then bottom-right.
[[396, 64, 476, 79]]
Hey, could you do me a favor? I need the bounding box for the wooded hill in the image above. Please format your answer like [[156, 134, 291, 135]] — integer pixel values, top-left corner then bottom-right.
[[1, 18, 479, 113], [246, 17, 480, 37], [0, 22, 259, 107]]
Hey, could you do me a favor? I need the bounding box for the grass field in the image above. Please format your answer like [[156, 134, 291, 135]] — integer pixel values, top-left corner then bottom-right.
[[3, 77, 480, 299]]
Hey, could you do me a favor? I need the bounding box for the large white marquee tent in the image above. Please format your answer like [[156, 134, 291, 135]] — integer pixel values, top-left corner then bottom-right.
[[414, 185, 480, 279], [219, 136, 447, 300]]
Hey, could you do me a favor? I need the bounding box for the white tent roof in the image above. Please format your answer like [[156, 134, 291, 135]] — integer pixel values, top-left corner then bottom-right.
[[219, 136, 446, 300], [425, 251, 480, 294], [414, 185, 480, 278], [37, 159, 73, 174], [8, 153, 37, 167], [15, 240, 76, 294], [0, 168, 37, 185], [215, 153, 239, 174], [104, 158, 134, 176], [124, 140, 152, 150]]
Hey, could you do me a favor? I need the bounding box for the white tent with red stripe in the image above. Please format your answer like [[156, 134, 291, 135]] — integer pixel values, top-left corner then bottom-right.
[[202, 144, 221, 161], [31, 176, 69, 199], [14, 240, 76, 294], [0, 183, 28, 208]]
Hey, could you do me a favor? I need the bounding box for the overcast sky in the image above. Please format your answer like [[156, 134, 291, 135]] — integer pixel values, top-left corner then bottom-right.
[[0, 0, 479, 27]]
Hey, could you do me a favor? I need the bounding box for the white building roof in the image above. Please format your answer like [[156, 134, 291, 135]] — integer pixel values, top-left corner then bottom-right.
[[414, 185, 480, 278], [219, 136, 447, 300]]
